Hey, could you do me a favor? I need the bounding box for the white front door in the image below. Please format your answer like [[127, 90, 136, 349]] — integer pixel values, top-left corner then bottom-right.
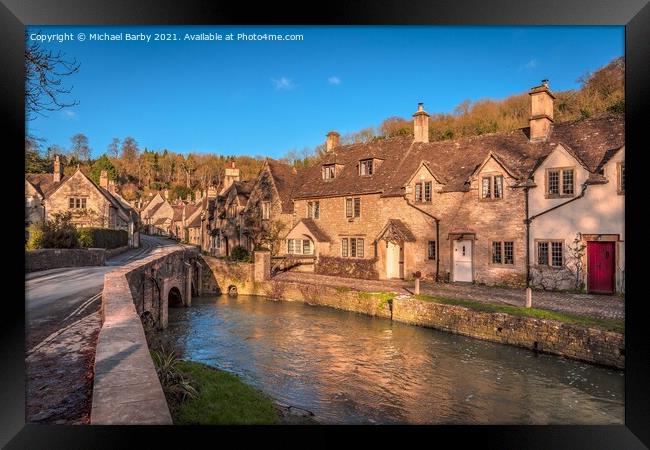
[[386, 241, 401, 279], [453, 239, 473, 282]]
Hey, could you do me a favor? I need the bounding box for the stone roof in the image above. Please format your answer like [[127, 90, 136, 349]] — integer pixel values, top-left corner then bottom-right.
[[25, 173, 70, 198], [300, 218, 330, 243], [292, 114, 624, 198], [143, 201, 164, 219], [172, 205, 184, 221], [187, 214, 202, 228], [266, 159, 298, 213], [376, 219, 416, 243]]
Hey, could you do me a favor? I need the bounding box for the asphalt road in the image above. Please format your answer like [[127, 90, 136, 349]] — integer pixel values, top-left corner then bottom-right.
[[25, 234, 179, 351]]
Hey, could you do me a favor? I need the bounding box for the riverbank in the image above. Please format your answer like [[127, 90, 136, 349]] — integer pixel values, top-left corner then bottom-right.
[[200, 256, 624, 369], [155, 357, 318, 425]]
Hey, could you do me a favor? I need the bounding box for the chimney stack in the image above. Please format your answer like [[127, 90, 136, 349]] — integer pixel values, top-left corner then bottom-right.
[[100, 170, 109, 188], [53, 155, 63, 183], [413, 102, 430, 143], [108, 179, 116, 193], [163, 189, 169, 200], [195, 189, 203, 202], [221, 160, 241, 195], [326, 131, 340, 152], [529, 79, 555, 142]]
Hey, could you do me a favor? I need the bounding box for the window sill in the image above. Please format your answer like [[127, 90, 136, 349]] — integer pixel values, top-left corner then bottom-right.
[[489, 263, 515, 268], [544, 194, 575, 199], [479, 198, 504, 202], [534, 264, 565, 270]]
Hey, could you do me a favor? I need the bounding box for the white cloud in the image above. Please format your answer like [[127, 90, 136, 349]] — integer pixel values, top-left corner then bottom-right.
[[523, 59, 538, 70], [328, 76, 341, 85], [271, 77, 295, 91], [62, 109, 77, 119]]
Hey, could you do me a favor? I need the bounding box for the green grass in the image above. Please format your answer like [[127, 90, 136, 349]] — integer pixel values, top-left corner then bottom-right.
[[171, 360, 280, 425], [413, 294, 624, 333], [358, 291, 397, 308]]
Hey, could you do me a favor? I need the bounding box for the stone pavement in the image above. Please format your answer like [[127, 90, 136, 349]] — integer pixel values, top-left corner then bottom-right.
[[26, 307, 101, 424], [273, 272, 624, 320]]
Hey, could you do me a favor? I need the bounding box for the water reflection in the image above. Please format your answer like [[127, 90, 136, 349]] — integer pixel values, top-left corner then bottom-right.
[[163, 295, 624, 425]]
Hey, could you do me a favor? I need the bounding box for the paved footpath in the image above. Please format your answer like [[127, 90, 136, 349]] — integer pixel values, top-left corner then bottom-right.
[[274, 272, 624, 321], [25, 235, 179, 424]]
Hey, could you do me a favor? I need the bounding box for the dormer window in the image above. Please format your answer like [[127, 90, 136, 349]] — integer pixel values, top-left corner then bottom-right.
[[322, 164, 335, 180], [546, 167, 574, 198], [481, 175, 504, 200], [359, 159, 373, 176], [415, 181, 432, 202]]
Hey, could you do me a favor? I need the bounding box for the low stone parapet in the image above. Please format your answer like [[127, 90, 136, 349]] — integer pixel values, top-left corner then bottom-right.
[[25, 248, 106, 272], [90, 246, 194, 425]]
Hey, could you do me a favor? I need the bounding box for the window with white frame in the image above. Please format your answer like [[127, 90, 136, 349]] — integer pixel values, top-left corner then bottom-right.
[[307, 201, 320, 219], [341, 237, 364, 258], [491, 241, 514, 265], [481, 175, 504, 199], [537, 240, 563, 267], [415, 181, 432, 202], [345, 197, 361, 218], [359, 159, 373, 176], [287, 238, 313, 255], [261, 201, 271, 220], [69, 197, 87, 209], [322, 164, 335, 180], [618, 162, 625, 194], [546, 168, 575, 197]]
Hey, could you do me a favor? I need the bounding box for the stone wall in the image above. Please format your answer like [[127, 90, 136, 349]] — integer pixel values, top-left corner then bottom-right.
[[105, 245, 130, 259], [392, 297, 624, 369], [200, 255, 256, 295], [25, 248, 105, 272], [91, 247, 190, 424], [200, 256, 624, 369]]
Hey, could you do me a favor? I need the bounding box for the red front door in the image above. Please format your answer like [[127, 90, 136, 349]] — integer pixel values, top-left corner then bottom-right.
[[587, 241, 615, 294]]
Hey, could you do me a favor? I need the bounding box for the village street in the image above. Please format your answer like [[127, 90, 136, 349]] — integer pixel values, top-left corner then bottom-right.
[[24, 234, 179, 423]]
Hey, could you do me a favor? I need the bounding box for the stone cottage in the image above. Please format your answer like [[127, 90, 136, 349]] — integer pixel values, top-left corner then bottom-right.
[[284, 81, 623, 291], [25, 158, 140, 247], [240, 158, 298, 255]]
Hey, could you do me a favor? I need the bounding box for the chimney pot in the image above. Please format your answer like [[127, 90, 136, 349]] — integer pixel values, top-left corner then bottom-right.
[[326, 131, 340, 152], [529, 79, 555, 142], [412, 102, 430, 143], [53, 154, 63, 183], [100, 170, 109, 188]]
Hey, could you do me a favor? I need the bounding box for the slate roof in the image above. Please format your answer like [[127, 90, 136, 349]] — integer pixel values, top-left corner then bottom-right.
[[292, 114, 624, 198], [300, 218, 330, 242], [266, 159, 298, 213]]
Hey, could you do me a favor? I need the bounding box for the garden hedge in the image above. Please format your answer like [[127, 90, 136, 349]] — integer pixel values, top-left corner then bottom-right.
[[78, 227, 128, 249]]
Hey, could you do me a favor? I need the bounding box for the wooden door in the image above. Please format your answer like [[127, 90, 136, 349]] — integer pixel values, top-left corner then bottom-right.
[[587, 241, 615, 294]]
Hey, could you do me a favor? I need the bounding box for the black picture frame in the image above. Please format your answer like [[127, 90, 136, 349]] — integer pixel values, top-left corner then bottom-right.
[[2, 0, 648, 447]]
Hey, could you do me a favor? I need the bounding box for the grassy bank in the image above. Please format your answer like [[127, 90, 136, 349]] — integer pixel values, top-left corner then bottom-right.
[[413, 294, 624, 333], [171, 360, 279, 425], [151, 351, 280, 425]]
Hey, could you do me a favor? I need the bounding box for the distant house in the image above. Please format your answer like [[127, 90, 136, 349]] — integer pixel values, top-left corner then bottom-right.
[[140, 192, 175, 236], [25, 157, 140, 247], [241, 159, 298, 255], [209, 161, 253, 257]]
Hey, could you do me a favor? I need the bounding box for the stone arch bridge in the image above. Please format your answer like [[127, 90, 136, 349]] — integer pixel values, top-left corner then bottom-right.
[[126, 247, 203, 330]]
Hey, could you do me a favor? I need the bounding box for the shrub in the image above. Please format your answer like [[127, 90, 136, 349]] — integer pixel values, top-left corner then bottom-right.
[[78, 227, 128, 249], [230, 245, 251, 262], [26, 212, 79, 249], [26, 222, 45, 250], [315, 256, 379, 280]]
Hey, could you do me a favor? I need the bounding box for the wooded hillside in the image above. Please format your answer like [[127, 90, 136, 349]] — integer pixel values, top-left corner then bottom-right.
[[25, 56, 623, 203]]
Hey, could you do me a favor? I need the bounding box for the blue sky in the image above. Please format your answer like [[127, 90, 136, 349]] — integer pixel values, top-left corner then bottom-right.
[[26, 26, 623, 159]]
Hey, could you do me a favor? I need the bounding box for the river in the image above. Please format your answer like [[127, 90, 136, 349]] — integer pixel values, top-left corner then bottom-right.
[[162, 295, 624, 425]]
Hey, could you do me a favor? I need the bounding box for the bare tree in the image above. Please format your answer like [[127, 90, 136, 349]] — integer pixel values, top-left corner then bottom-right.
[[25, 31, 80, 120], [70, 133, 90, 162]]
